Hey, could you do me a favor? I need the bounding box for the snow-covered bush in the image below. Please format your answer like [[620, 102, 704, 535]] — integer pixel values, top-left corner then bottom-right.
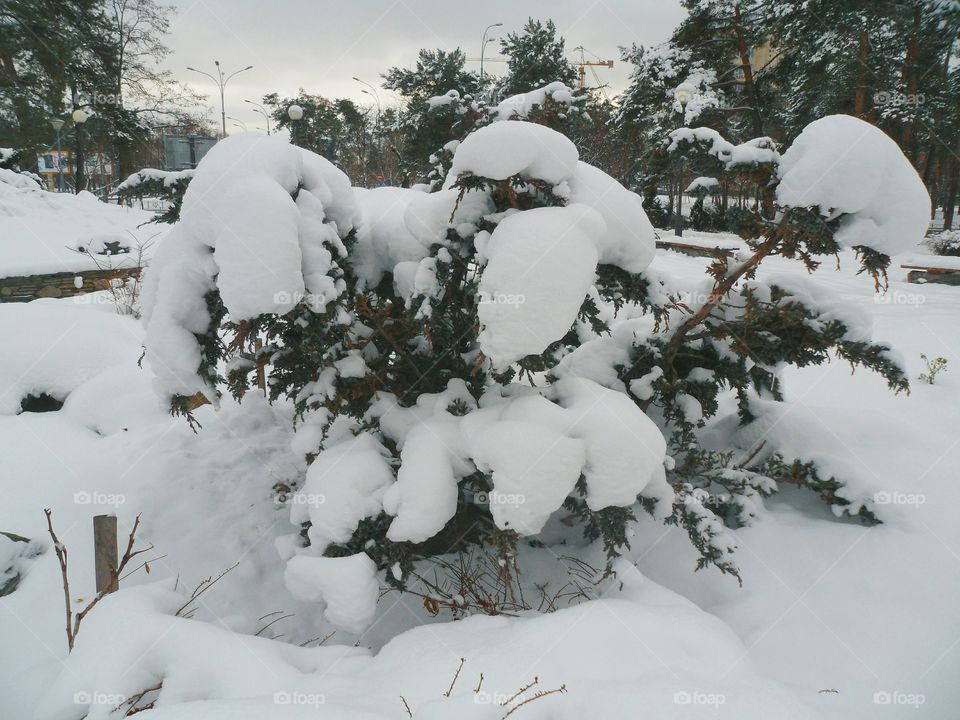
[[117, 168, 195, 224], [142, 113, 928, 632], [927, 229, 960, 256]]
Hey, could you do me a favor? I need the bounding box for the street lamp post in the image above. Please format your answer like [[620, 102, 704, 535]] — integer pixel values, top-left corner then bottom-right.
[[287, 104, 304, 146], [186, 61, 253, 138], [480, 22, 503, 80], [50, 118, 64, 192], [244, 100, 271, 135], [71, 108, 88, 194], [227, 116, 247, 132], [673, 83, 695, 237], [353, 78, 384, 183]]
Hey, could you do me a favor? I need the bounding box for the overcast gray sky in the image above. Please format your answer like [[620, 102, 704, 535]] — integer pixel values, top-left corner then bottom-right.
[[164, 0, 685, 133]]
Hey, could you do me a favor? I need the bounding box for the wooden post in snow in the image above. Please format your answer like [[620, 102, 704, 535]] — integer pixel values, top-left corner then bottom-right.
[[93, 514, 118, 594]]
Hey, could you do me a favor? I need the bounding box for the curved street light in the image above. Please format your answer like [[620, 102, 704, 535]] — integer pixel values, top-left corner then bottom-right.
[[186, 61, 253, 138], [480, 22, 503, 80], [244, 99, 272, 135]]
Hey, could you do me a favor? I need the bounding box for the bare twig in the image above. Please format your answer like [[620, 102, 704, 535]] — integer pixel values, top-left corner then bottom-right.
[[400, 695, 412, 718], [501, 684, 567, 719], [501, 677, 539, 706], [174, 562, 239, 617], [444, 657, 466, 697], [44, 510, 152, 651], [44, 508, 73, 651]]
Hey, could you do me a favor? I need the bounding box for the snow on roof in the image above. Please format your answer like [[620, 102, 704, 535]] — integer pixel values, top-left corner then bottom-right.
[[0, 178, 161, 279]]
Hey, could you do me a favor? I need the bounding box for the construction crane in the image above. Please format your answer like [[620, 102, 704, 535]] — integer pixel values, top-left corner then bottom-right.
[[572, 46, 614, 97]]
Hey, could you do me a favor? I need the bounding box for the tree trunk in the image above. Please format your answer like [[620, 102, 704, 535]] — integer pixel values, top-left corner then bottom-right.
[[733, 4, 765, 139], [854, 30, 871, 118], [944, 145, 960, 230], [900, 3, 921, 151]]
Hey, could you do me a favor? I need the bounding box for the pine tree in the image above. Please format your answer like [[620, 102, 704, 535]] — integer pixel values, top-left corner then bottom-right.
[[496, 18, 578, 98], [382, 48, 481, 185]]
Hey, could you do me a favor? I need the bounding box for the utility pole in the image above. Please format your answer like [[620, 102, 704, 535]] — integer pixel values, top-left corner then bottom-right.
[[187, 61, 253, 138]]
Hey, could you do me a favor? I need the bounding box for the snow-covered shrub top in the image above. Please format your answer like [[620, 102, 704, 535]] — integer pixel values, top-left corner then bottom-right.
[[141, 134, 358, 402], [444, 121, 656, 368], [776, 115, 930, 256], [686, 176, 720, 193], [425, 81, 582, 124], [666, 127, 780, 168], [117, 167, 195, 191], [0, 166, 42, 190], [492, 80, 580, 120], [448, 120, 579, 185], [141, 121, 670, 631]]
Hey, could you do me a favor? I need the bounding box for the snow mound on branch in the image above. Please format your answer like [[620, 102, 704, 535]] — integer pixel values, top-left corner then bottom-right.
[[141, 134, 357, 403], [285, 553, 380, 633], [554, 377, 669, 510], [666, 128, 779, 168], [351, 186, 492, 290], [361, 379, 668, 542], [289, 434, 394, 553], [776, 114, 930, 256], [117, 167, 194, 191], [492, 80, 579, 120], [448, 120, 579, 185], [566, 161, 657, 273], [477, 205, 602, 369]]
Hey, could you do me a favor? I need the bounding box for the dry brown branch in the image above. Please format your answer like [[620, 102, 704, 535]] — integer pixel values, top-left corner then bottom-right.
[[400, 695, 413, 718], [444, 657, 466, 697], [118, 681, 163, 716], [501, 677, 538, 706], [501, 684, 567, 719], [174, 562, 239, 617], [254, 612, 294, 637], [44, 510, 153, 651]]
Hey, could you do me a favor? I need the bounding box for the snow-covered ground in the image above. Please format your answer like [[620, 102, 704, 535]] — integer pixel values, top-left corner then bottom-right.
[[0, 179, 161, 278], [2, 184, 958, 719]]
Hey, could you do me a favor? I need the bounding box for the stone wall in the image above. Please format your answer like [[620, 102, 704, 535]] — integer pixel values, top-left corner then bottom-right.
[[0, 267, 141, 303]]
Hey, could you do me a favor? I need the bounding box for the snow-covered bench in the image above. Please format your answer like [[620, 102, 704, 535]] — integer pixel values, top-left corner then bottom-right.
[[655, 239, 735, 260], [902, 255, 960, 285]]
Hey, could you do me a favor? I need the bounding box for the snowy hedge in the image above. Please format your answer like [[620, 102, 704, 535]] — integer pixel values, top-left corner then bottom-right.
[[142, 109, 928, 632]]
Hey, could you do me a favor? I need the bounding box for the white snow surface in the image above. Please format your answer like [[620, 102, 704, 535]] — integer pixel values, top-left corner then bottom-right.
[[0, 174, 160, 278], [776, 115, 930, 255], [3, 234, 960, 717]]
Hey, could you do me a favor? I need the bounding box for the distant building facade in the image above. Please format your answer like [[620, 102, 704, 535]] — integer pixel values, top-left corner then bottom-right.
[[162, 135, 218, 170]]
